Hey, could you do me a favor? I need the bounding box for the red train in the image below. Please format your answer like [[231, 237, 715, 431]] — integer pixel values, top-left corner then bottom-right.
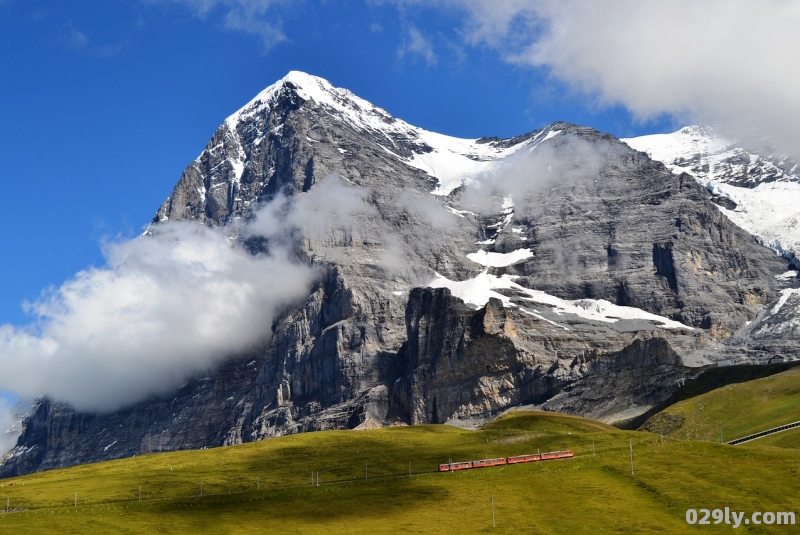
[[438, 450, 573, 472]]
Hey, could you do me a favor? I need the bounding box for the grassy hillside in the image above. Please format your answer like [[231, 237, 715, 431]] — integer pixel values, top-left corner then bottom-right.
[[1, 411, 798, 533], [738, 426, 800, 449], [641, 366, 800, 444], [619, 361, 800, 430]]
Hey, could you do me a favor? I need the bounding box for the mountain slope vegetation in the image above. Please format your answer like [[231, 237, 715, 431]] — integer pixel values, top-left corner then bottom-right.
[[641, 365, 800, 444], [2, 411, 799, 534]]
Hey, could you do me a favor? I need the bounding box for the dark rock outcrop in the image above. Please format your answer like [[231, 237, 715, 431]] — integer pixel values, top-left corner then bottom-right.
[[389, 287, 692, 425]]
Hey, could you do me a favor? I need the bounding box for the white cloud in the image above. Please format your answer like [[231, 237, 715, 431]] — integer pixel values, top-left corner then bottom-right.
[[460, 133, 610, 214], [0, 221, 316, 413], [246, 173, 461, 277], [0, 174, 421, 416], [245, 173, 377, 247], [146, 0, 292, 49], [398, 25, 437, 65], [387, 0, 800, 156], [0, 399, 21, 456], [64, 25, 89, 50], [0, 173, 451, 416], [61, 24, 120, 58]]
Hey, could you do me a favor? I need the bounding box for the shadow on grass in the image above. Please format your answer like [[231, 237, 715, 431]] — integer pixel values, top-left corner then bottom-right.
[[147, 475, 451, 527]]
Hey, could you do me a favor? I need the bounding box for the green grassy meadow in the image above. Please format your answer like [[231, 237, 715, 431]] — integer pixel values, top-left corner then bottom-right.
[[1, 411, 799, 534], [620, 362, 800, 431], [641, 366, 800, 443]]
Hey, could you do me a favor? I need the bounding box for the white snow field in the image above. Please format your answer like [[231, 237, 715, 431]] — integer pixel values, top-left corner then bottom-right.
[[624, 126, 800, 259], [429, 271, 692, 330]]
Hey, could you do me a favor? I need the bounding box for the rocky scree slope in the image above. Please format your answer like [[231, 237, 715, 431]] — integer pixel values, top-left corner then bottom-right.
[[2, 72, 797, 477]]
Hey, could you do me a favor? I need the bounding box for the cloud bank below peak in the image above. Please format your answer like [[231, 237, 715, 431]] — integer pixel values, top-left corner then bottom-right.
[[0, 172, 451, 423], [0, 219, 317, 414]]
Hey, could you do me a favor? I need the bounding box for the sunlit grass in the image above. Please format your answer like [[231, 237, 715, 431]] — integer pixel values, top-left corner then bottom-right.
[[644, 366, 800, 443], [1, 411, 798, 533]]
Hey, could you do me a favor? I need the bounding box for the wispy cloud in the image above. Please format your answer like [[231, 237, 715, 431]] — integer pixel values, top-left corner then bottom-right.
[[0, 173, 425, 418], [397, 24, 437, 65], [146, 0, 293, 50], [0, 219, 316, 414], [61, 22, 122, 58], [64, 24, 89, 49], [0, 399, 21, 456], [385, 0, 800, 156]]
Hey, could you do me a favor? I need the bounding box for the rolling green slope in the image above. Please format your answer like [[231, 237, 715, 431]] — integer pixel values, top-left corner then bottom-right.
[[0, 411, 798, 534], [641, 366, 800, 444], [738, 425, 800, 449], [619, 361, 800, 430]]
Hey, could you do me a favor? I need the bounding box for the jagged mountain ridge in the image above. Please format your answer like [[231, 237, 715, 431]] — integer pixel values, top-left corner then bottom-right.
[[154, 71, 534, 226], [2, 72, 798, 477]]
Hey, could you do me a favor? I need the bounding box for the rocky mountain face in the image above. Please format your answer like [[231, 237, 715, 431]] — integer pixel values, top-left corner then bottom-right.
[[2, 72, 798, 477], [624, 126, 800, 267]]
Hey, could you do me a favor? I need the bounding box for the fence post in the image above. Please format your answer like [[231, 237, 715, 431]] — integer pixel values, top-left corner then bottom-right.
[[629, 438, 634, 475]]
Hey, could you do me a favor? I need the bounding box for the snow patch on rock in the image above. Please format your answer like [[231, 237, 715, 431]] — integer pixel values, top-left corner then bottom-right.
[[429, 272, 692, 330], [467, 248, 533, 267]]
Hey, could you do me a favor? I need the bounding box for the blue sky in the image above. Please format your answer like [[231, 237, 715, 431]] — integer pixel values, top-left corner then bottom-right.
[[1, 1, 797, 415]]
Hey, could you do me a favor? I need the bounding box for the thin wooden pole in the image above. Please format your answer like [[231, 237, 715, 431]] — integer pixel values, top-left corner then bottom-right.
[[491, 494, 495, 528], [629, 438, 634, 474]]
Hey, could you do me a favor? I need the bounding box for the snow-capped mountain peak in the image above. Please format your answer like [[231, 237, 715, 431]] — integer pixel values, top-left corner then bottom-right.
[[223, 71, 542, 196], [623, 125, 797, 189], [226, 71, 398, 135], [624, 126, 800, 265]]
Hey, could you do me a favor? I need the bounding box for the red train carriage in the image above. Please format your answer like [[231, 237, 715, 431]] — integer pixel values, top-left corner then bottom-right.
[[472, 458, 507, 468], [438, 461, 474, 472], [507, 454, 541, 464], [539, 450, 574, 461], [438, 450, 573, 473]]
